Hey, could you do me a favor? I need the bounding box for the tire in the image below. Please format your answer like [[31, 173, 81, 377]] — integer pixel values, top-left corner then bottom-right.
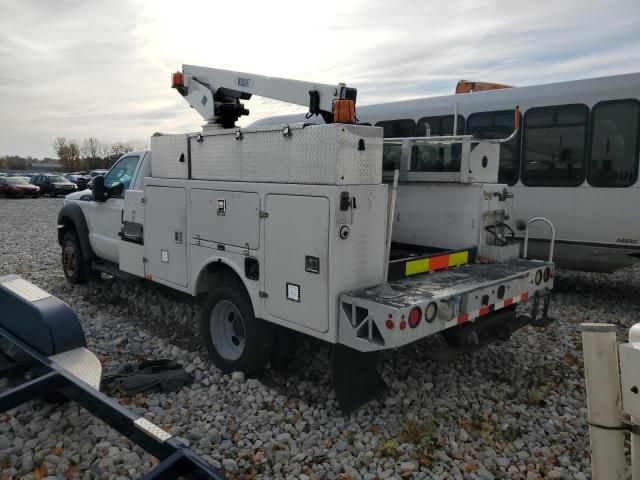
[[201, 282, 273, 376], [61, 230, 89, 284]]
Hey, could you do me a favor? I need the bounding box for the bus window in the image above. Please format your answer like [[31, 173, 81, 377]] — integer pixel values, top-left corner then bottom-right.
[[375, 119, 416, 171], [522, 104, 589, 187], [416, 115, 465, 136], [587, 100, 640, 187], [412, 115, 465, 172], [467, 110, 521, 185]]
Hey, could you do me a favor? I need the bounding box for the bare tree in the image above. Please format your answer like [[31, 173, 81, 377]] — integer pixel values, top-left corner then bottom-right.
[[54, 137, 82, 171], [68, 141, 81, 171], [98, 142, 111, 168], [53, 137, 72, 170], [106, 142, 135, 168], [81, 137, 103, 170]]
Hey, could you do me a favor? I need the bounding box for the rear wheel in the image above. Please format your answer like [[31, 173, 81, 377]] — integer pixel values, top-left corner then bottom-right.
[[61, 231, 89, 284], [201, 282, 273, 375]]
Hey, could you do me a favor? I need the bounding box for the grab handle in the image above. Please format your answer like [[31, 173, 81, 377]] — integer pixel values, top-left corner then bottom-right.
[[523, 217, 555, 262]]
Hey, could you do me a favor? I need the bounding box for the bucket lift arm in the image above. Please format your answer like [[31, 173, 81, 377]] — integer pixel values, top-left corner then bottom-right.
[[172, 64, 357, 128]]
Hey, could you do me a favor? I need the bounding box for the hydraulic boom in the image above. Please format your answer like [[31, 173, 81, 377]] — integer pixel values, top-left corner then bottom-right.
[[172, 64, 357, 128]]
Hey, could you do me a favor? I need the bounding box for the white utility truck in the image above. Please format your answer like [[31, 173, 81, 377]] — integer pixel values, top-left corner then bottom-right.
[[58, 65, 555, 411]]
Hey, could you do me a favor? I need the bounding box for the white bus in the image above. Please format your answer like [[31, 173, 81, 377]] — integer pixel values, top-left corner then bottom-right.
[[254, 72, 640, 273]]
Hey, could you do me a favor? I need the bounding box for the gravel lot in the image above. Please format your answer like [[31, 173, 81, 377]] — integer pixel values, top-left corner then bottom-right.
[[1, 196, 636, 479]]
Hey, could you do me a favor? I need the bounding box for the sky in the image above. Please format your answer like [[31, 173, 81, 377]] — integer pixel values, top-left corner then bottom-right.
[[1, 0, 639, 158]]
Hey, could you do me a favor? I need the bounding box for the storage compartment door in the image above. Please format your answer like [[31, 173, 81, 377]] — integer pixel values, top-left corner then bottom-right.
[[144, 186, 188, 287], [265, 195, 329, 333], [119, 189, 145, 276]]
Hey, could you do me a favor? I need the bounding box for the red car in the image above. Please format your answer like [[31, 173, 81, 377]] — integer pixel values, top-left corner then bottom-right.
[[0, 177, 40, 198]]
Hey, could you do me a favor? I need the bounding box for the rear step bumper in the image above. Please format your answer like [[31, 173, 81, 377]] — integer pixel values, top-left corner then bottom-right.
[[339, 259, 554, 352]]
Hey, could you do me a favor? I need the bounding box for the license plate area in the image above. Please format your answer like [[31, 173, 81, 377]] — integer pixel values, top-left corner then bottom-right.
[[438, 295, 462, 321]]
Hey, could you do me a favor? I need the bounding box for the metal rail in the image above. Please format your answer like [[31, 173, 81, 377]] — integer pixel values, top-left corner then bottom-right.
[[523, 217, 555, 262]]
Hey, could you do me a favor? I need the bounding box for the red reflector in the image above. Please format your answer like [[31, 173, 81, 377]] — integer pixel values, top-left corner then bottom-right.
[[399, 320, 407, 330], [408, 307, 422, 329], [543, 267, 551, 282], [385, 319, 395, 329]]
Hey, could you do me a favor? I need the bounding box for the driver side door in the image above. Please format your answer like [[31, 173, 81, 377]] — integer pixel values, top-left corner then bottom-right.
[[85, 155, 141, 264]]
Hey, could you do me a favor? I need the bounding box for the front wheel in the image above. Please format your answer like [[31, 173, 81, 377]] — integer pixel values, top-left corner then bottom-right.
[[201, 282, 273, 376], [61, 231, 89, 284]]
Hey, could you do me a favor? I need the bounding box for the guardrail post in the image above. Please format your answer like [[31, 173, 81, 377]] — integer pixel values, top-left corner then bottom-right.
[[580, 323, 627, 480]]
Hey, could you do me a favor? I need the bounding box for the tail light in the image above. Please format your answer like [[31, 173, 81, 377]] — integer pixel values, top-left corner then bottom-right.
[[543, 267, 551, 282], [408, 307, 422, 329], [385, 319, 395, 329]]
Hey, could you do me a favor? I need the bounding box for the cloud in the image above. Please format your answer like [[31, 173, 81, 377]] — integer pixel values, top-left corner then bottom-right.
[[0, 0, 639, 157]]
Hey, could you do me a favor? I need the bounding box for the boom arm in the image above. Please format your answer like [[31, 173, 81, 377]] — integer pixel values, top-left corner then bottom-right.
[[172, 64, 357, 128]]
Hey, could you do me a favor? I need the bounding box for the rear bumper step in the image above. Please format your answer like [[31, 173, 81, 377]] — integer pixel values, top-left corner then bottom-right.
[[339, 259, 554, 352]]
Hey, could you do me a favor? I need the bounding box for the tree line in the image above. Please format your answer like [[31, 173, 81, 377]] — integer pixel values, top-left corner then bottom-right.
[[0, 138, 145, 172], [0, 155, 40, 170], [53, 137, 145, 171]]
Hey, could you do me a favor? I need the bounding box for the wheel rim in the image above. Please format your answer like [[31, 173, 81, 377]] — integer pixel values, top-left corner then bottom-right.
[[210, 300, 246, 361], [62, 240, 76, 276]]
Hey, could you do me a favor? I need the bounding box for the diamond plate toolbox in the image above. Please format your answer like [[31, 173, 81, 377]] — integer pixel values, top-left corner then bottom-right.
[[189, 123, 383, 185], [150, 133, 189, 179]]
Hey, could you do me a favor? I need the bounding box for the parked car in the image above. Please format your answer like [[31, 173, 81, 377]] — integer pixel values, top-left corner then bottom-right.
[[0, 176, 40, 198], [89, 169, 108, 178], [31, 174, 77, 197], [65, 174, 89, 190], [86, 169, 108, 188]]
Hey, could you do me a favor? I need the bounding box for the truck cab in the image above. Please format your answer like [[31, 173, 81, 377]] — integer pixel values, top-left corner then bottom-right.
[[64, 151, 150, 265]]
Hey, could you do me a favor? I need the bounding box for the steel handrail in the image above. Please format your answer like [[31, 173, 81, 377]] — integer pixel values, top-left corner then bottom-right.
[[523, 217, 555, 262]]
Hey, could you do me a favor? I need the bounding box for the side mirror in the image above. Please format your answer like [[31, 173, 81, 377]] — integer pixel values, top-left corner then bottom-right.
[[110, 181, 124, 197], [92, 175, 106, 202]]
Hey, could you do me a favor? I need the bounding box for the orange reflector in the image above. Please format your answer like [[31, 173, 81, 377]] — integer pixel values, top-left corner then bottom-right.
[[172, 71, 184, 89], [332, 99, 356, 123], [514, 105, 520, 131]]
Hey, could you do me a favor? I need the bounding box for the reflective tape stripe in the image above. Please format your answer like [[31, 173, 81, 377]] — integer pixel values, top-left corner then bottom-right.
[[404, 251, 470, 277], [448, 251, 469, 267], [454, 291, 530, 325], [405, 258, 429, 276], [429, 255, 450, 271]]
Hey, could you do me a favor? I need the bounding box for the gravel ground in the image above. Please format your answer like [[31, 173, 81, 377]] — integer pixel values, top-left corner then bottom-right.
[[1, 196, 635, 479]]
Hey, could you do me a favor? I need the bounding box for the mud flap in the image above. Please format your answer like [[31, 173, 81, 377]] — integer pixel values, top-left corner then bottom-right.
[[332, 344, 388, 414]]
